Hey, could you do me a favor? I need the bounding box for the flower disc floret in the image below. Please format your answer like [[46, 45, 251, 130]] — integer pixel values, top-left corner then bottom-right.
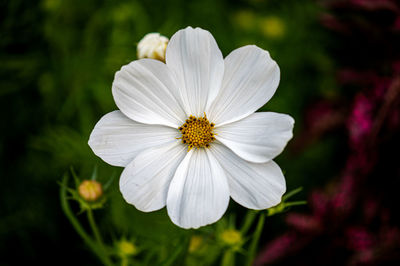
[[179, 114, 215, 151]]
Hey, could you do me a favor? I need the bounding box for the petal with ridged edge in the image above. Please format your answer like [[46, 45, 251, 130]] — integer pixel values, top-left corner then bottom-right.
[[208, 45, 280, 126], [166, 148, 230, 229], [88, 110, 180, 167], [166, 26, 224, 117], [120, 142, 186, 212], [112, 59, 187, 128], [210, 143, 286, 210], [215, 112, 294, 163]]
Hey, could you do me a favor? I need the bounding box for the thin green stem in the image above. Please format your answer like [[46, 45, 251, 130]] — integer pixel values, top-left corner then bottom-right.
[[87, 208, 104, 247], [221, 250, 235, 266], [60, 175, 113, 266], [240, 210, 258, 235], [282, 187, 303, 201], [121, 257, 129, 266], [245, 213, 265, 266], [162, 243, 184, 266], [284, 201, 307, 207], [87, 206, 113, 266]]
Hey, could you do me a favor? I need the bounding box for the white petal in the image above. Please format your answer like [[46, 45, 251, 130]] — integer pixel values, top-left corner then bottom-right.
[[166, 148, 230, 229], [112, 58, 186, 128], [88, 110, 180, 167], [119, 142, 186, 212], [210, 143, 286, 210], [207, 45, 280, 126], [166, 27, 224, 117], [215, 112, 294, 163]]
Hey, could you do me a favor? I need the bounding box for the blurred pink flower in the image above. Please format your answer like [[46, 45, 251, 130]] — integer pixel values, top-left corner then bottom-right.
[[286, 213, 322, 233], [346, 227, 374, 251], [310, 190, 330, 218], [254, 233, 298, 265], [347, 94, 373, 148], [349, 249, 375, 265], [320, 13, 350, 33], [257, 1, 400, 264], [350, 0, 399, 11], [332, 173, 356, 214]]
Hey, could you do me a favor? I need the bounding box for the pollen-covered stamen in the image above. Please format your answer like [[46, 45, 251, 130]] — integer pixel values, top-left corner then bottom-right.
[[178, 114, 216, 151]]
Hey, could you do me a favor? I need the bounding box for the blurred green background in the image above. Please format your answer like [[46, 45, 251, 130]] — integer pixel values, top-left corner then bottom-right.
[[0, 0, 339, 265]]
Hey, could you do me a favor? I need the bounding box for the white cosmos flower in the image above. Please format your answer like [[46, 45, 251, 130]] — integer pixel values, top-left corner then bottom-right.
[[89, 27, 294, 229]]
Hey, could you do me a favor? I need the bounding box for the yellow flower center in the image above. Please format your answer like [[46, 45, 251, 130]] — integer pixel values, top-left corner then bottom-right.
[[178, 114, 215, 151]]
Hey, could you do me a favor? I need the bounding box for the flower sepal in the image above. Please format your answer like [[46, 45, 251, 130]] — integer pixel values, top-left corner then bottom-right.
[[267, 187, 307, 216], [65, 167, 112, 211]]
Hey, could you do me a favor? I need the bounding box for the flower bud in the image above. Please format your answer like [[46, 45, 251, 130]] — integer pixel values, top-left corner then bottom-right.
[[78, 180, 103, 202], [189, 235, 203, 253], [260, 16, 285, 39], [117, 240, 138, 257], [219, 229, 242, 247], [137, 33, 169, 62]]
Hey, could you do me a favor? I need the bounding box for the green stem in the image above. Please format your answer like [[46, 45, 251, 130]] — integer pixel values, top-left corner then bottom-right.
[[60, 175, 113, 266], [162, 243, 184, 266], [240, 210, 258, 235], [221, 249, 235, 266], [121, 257, 129, 266], [87, 203, 113, 266], [282, 187, 303, 201], [87, 208, 105, 247], [245, 213, 265, 266], [284, 201, 307, 207]]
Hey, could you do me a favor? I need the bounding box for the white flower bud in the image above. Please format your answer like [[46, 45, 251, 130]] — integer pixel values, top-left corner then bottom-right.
[[137, 33, 169, 62]]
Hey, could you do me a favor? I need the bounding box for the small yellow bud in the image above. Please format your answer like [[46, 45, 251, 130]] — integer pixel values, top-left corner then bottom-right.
[[78, 180, 103, 202], [137, 33, 169, 62], [220, 229, 242, 246], [234, 10, 257, 31], [42, 0, 61, 11], [117, 240, 138, 257], [189, 235, 203, 253], [259, 16, 286, 39]]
